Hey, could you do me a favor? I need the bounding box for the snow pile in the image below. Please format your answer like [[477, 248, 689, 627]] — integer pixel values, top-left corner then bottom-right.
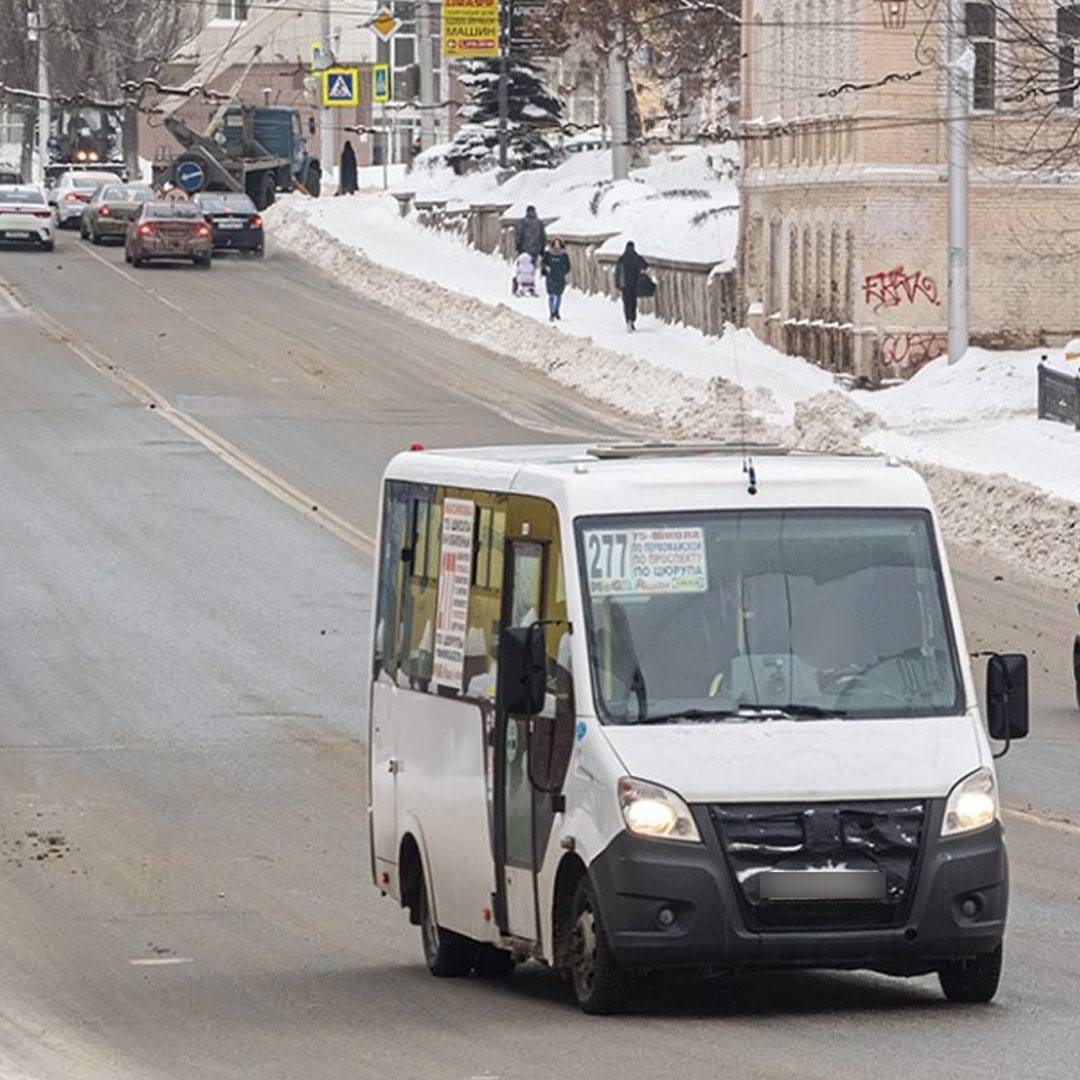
[[269, 196, 762, 438], [402, 143, 739, 267], [269, 192, 829, 429], [854, 348, 1080, 505]]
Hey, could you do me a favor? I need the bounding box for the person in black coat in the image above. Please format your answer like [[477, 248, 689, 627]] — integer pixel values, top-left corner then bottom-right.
[[614, 241, 648, 330], [338, 140, 358, 195], [541, 238, 571, 321], [514, 205, 547, 265]]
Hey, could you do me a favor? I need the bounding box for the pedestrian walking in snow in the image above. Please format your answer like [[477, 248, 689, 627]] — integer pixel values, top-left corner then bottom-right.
[[614, 241, 648, 331], [541, 238, 571, 321], [512, 251, 537, 297], [514, 205, 547, 266], [338, 140, 358, 196]]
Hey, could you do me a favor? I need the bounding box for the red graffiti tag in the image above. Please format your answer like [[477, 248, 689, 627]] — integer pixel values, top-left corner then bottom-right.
[[880, 332, 946, 375], [863, 266, 942, 312]]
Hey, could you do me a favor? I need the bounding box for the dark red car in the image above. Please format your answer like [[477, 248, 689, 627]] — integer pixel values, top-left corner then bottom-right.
[[125, 201, 212, 268]]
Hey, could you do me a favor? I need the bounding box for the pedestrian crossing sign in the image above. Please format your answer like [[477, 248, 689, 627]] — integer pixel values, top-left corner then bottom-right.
[[321, 67, 360, 107]]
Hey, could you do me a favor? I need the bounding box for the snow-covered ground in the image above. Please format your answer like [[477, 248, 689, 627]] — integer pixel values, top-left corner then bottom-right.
[[854, 349, 1080, 506], [265, 183, 1080, 589]]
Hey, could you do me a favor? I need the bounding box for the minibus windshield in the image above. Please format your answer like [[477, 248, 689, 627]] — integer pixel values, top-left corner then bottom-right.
[[577, 509, 963, 724]]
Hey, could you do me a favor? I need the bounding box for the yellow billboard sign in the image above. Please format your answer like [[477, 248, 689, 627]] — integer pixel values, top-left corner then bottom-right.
[[443, 0, 500, 58]]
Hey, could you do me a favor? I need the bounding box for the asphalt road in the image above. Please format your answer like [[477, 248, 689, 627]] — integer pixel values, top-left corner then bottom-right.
[[1, 231, 1078, 1080]]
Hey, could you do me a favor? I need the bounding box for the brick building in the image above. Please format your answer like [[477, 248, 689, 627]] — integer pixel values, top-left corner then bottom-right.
[[738, 1, 1080, 380]]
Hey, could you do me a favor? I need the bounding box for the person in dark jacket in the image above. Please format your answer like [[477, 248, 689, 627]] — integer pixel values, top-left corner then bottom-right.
[[514, 205, 547, 265], [541, 238, 571, 321], [614, 241, 648, 330], [338, 140, 358, 195]]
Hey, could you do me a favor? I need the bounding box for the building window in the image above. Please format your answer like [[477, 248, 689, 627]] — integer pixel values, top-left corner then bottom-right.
[[214, 1, 248, 22], [1058, 8, 1080, 108], [965, 3, 995, 111]]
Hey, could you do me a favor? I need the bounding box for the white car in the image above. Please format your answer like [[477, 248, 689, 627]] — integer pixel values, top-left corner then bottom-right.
[[0, 185, 54, 250], [51, 171, 117, 228]]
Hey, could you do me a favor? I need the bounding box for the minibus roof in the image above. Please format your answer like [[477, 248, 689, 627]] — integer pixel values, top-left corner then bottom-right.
[[384, 443, 936, 518]]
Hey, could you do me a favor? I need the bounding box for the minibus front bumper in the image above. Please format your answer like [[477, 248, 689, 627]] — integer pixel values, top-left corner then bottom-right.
[[588, 801, 1007, 975]]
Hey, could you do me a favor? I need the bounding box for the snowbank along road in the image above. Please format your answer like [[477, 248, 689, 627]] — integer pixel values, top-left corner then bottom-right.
[[1, 234, 1079, 1079]]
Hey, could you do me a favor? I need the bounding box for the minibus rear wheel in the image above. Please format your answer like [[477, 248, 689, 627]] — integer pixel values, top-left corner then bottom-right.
[[419, 873, 473, 977], [1072, 638, 1080, 710], [570, 878, 629, 1015], [937, 944, 1003, 1003]]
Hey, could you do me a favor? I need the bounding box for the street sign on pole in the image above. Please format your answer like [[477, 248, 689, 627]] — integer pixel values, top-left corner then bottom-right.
[[373, 63, 391, 104], [321, 67, 361, 108], [371, 8, 400, 42], [443, 0, 500, 58], [174, 160, 206, 194]]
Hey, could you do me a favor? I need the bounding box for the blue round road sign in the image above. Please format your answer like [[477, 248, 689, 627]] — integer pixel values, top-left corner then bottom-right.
[[175, 159, 205, 194]]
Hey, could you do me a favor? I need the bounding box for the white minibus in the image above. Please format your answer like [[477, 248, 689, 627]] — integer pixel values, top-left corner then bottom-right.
[[368, 443, 1029, 1014]]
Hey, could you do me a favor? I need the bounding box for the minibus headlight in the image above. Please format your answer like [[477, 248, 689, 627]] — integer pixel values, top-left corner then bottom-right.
[[942, 767, 998, 836], [618, 777, 701, 843]]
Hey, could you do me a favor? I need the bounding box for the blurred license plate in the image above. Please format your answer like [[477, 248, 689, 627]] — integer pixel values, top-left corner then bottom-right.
[[760, 869, 885, 900], [5, 231, 31, 239], [218, 220, 244, 229]]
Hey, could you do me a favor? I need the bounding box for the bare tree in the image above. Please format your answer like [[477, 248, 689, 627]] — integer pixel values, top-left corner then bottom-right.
[[0, 0, 198, 173], [532, 0, 740, 143], [0, 1, 39, 174]]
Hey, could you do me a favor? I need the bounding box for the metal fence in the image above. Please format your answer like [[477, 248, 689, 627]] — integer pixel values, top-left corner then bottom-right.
[[1037, 362, 1080, 430]]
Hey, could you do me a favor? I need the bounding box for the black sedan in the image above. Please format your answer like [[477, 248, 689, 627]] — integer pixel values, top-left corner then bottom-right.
[[193, 192, 264, 255]]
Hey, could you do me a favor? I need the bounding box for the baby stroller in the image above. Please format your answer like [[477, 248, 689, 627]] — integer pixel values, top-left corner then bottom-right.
[[512, 252, 538, 297]]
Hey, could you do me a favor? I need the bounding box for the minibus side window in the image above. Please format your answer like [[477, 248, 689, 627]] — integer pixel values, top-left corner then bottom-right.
[[462, 499, 506, 700], [372, 481, 411, 683], [404, 491, 440, 689]]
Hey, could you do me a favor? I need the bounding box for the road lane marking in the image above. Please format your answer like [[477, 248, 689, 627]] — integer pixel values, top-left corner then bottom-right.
[[79, 242, 224, 339], [79, 242, 634, 441], [0, 274, 375, 556], [128, 958, 194, 967]]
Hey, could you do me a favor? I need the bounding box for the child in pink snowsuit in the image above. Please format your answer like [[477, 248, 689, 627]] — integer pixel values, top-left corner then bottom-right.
[[512, 252, 537, 296]]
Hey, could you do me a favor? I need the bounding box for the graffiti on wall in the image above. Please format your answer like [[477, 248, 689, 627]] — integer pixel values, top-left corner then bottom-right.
[[862, 266, 942, 312], [879, 332, 947, 375]]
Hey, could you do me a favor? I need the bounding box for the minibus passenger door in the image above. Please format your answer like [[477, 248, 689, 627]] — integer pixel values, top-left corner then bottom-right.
[[493, 540, 545, 943]]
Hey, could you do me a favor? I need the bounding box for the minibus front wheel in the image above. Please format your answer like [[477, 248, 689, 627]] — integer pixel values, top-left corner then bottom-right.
[[419, 870, 474, 978], [571, 878, 631, 1015], [937, 943, 1003, 1004]]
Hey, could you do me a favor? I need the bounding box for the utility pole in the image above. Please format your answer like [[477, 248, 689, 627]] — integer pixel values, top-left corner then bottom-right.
[[417, 0, 436, 150], [608, 17, 630, 181], [497, 0, 513, 168], [946, 0, 970, 364], [319, 1, 334, 188], [27, 2, 50, 186]]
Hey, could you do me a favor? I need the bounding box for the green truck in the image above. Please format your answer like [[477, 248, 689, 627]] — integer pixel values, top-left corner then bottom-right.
[[156, 105, 322, 210]]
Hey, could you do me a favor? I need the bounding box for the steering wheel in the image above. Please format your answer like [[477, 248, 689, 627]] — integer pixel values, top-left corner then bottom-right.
[[831, 647, 930, 708]]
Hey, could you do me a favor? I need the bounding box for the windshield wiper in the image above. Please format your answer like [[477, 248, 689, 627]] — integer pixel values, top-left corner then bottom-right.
[[631, 704, 849, 725], [742, 703, 849, 719], [629, 708, 741, 725]]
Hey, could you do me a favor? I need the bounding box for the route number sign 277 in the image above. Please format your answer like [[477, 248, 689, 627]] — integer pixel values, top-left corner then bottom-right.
[[584, 527, 709, 596]]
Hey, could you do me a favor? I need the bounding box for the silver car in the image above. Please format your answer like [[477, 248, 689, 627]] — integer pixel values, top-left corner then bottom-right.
[[51, 171, 118, 228], [80, 183, 154, 243]]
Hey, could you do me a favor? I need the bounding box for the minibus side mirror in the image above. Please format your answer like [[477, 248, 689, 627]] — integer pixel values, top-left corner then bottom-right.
[[986, 653, 1029, 742], [497, 624, 546, 716]]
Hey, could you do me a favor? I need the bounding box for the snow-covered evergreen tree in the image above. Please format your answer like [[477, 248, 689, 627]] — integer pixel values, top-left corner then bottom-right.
[[446, 58, 563, 172]]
